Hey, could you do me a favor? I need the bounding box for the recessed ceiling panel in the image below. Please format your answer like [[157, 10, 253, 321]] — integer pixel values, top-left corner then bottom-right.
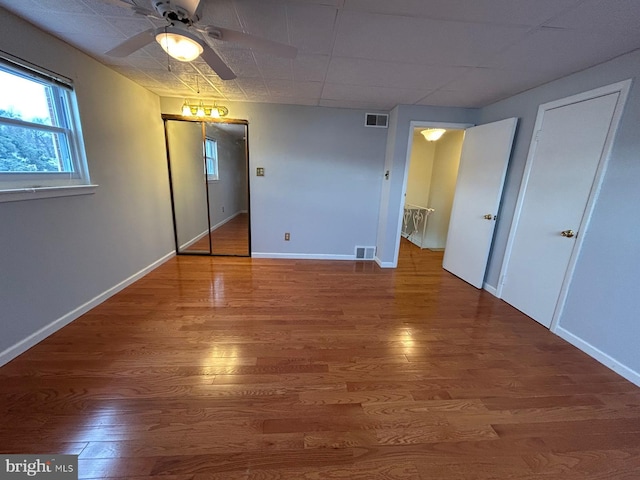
[[326, 57, 469, 90], [343, 0, 583, 26], [545, 0, 640, 35], [483, 28, 640, 76], [322, 82, 429, 105], [333, 11, 530, 66]]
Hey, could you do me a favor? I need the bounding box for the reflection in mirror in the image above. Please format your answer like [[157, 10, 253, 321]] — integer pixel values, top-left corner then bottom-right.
[[166, 120, 210, 254], [205, 122, 249, 255], [164, 117, 250, 256]]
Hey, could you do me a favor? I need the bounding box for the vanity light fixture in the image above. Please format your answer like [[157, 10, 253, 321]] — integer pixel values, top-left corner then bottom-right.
[[181, 100, 229, 118]]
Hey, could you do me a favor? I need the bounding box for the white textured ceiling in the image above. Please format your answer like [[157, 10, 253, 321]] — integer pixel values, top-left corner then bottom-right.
[[0, 0, 639, 110]]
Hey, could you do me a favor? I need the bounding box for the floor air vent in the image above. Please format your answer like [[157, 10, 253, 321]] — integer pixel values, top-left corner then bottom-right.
[[365, 113, 388, 128], [355, 246, 376, 260]]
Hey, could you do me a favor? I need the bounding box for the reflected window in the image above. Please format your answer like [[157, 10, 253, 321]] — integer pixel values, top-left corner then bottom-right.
[[205, 138, 218, 181]]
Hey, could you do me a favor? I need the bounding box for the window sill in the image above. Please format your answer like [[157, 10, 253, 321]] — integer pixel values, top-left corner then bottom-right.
[[0, 184, 99, 203]]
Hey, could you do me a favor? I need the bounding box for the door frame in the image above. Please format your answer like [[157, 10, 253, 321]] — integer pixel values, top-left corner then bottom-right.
[[393, 121, 473, 265], [496, 79, 631, 332]]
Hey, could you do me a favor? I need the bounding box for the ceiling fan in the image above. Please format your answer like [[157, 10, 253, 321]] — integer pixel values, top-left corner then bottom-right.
[[104, 0, 298, 80]]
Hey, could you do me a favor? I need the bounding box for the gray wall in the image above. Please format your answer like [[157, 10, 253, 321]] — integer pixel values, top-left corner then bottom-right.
[[162, 98, 388, 258], [0, 10, 174, 358], [480, 49, 640, 376]]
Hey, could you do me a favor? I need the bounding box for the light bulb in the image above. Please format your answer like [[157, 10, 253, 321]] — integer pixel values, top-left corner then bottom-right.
[[181, 101, 191, 116], [421, 128, 446, 141]]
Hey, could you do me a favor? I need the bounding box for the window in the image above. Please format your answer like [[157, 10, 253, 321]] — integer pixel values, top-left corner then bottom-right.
[[204, 138, 218, 181], [0, 54, 91, 199]]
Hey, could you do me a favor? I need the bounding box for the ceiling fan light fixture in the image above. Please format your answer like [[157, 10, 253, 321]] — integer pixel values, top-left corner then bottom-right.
[[156, 27, 203, 62], [421, 128, 446, 142]]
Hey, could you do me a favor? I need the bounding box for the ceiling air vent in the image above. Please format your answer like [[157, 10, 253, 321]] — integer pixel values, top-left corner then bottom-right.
[[365, 113, 388, 128]]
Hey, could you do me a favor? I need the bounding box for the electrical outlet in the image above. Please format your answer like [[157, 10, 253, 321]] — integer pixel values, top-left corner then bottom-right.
[[284, 232, 290, 241], [256, 167, 265, 176], [221, 206, 225, 213]]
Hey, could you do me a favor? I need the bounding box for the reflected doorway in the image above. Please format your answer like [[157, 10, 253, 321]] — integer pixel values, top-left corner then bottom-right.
[[164, 115, 250, 256]]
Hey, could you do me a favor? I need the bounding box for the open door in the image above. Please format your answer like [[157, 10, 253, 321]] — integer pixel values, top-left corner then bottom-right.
[[442, 118, 518, 288]]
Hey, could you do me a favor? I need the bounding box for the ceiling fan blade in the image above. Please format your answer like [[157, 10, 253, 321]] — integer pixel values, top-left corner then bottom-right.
[[200, 45, 237, 80], [207, 26, 298, 59], [105, 28, 156, 57], [193, 0, 205, 22]]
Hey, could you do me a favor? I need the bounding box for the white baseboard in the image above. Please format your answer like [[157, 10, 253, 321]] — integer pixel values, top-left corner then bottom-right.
[[210, 210, 243, 232], [0, 251, 175, 367], [375, 256, 396, 268], [179, 229, 209, 251], [554, 326, 640, 387], [179, 211, 245, 250], [252, 252, 360, 261], [483, 282, 498, 297]]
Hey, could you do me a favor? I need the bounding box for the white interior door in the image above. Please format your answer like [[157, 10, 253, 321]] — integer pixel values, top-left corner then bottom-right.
[[500, 84, 627, 328], [443, 118, 518, 288]]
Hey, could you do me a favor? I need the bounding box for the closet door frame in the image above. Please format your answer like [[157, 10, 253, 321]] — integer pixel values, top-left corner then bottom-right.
[[163, 114, 251, 257]]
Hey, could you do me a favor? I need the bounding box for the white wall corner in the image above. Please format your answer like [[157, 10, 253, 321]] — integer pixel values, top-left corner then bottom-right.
[[0, 251, 176, 368], [375, 256, 397, 268], [554, 326, 640, 387]]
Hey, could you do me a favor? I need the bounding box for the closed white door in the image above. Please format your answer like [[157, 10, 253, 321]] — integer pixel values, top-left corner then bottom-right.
[[500, 85, 627, 328], [443, 118, 518, 288]]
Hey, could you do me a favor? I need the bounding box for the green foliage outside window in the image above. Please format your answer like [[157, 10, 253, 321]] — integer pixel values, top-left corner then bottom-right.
[[0, 108, 62, 172]]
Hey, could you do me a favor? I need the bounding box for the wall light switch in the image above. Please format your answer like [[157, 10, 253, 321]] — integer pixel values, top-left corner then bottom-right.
[[257, 167, 265, 176]]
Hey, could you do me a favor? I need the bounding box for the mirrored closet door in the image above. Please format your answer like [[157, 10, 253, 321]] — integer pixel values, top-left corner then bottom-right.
[[163, 115, 250, 256]]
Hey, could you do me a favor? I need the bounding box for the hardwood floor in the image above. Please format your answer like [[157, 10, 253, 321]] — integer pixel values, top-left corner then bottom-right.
[[1, 238, 639, 479], [186, 213, 249, 256]]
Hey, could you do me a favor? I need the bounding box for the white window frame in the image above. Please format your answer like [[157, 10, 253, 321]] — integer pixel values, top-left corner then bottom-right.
[[204, 137, 219, 182], [0, 52, 95, 202]]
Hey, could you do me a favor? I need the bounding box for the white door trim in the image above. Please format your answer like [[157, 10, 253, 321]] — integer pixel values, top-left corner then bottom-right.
[[496, 79, 632, 334], [392, 121, 474, 266]]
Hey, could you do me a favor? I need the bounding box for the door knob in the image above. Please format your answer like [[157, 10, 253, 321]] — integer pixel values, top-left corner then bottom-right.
[[483, 214, 495, 220], [561, 229, 575, 238]]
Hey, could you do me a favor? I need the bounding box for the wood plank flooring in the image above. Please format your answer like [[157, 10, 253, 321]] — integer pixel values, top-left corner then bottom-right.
[[1, 239, 639, 479], [186, 213, 249, 256]]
